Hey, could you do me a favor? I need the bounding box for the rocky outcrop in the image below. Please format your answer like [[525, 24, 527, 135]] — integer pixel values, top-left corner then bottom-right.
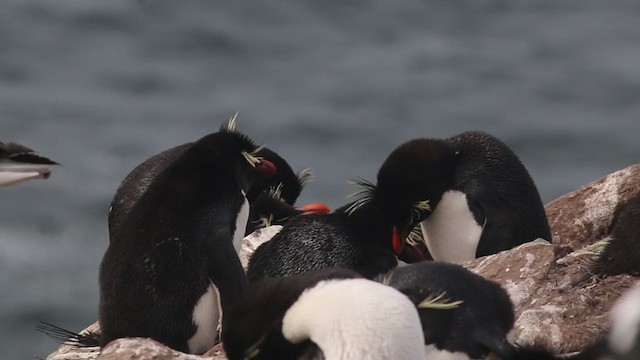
[[43, 164, 640, 359]]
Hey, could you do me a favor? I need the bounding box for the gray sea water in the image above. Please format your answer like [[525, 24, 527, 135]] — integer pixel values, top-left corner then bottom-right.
[[1, 0, 639, 358]]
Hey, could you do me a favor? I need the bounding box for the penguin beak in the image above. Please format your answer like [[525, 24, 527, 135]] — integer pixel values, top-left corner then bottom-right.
[[392, 226, 409, 255], [296, 203, 331, 215], [255, 159, 277, 175]]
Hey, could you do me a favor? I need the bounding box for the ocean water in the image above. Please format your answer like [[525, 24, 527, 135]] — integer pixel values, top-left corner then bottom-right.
[[0, 0, 639, 358]]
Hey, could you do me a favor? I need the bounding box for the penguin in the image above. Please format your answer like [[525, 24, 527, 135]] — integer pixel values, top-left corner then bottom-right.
[[380, 261, 518, 360], [98, 122, 277, 354], [246, 199, 400, 282], [0, 141, 58, 186], [222, 268, 427, 360], [107, 133, 327, 242], [588, 194, 640, 278], [353, 131, 551, 263], [244, 151, 329, 235]]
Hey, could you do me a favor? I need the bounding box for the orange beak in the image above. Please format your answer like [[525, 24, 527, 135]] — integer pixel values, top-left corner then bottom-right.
[[296, 203, 331, 215], [255, 159, 277, 175], [392, 226, 409, 255]]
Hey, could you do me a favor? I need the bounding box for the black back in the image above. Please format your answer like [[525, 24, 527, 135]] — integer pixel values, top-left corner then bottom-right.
[[246, 201, 398, 282], [448, 132, 551, 255], [99, 130, 266, 353], [383, 261, 515, 359], [222, 268, 361, 360]]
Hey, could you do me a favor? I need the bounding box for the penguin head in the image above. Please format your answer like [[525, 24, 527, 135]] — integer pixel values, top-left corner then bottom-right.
[[245, 147, 311, 205], [373, 138, 456, 255], [222, 268, 361, 360], [203, 117, 278, 193]]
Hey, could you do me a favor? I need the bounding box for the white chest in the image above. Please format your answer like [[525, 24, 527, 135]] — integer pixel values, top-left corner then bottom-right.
[[231, 192, 250, 254], [421, 190, 483, 264], [188, 283, 221, 354]]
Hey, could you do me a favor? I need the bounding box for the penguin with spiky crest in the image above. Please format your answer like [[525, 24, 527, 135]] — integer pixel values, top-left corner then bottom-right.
[[380, 261, 517, 359], [0, 141, 58, 186], [244, 151, 329, 236], [107, 125, 326, 243], [223, 268, 427, 360], [98, 119, 277, 354], [246, 199, 399, 282], [351, 131, 551, 263]]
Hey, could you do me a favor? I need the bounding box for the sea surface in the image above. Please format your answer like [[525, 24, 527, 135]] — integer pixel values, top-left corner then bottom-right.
[[0, 0, 639, 358]]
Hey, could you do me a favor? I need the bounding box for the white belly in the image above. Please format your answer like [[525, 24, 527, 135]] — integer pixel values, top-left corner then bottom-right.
[[421, 190, 483, 264], [188, 283, 221, 354], [231, 192, 250, 254]]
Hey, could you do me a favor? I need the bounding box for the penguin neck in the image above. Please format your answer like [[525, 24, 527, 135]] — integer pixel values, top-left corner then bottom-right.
[[281, 279, 426, 360]]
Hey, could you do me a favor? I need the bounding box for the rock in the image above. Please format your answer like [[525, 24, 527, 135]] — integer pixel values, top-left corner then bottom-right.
[[238, 225, 282, 270], [97, 338, 213, 360], [43, 164, 640, 359], [464, 239, 637, 354], [545, 164, 640, 250]]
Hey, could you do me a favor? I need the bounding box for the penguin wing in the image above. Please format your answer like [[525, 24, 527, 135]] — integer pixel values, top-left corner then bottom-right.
[[464, 182, 519, 258]]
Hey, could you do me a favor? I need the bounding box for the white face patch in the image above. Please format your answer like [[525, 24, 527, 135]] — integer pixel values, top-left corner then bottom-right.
[[231, 191, 250, 254], [609, 283, 640, 355], [421, 190, 483, 263], [282, 279, 426, 360], [188, 283, 221, 354]]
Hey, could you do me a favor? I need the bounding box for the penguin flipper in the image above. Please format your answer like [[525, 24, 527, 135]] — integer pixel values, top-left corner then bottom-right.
[[35, 321, 101, 347]]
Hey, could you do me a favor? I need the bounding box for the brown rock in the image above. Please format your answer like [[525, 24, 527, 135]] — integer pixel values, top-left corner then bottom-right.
[[97, 338, 212, 360], [545, 164, 640, 251]]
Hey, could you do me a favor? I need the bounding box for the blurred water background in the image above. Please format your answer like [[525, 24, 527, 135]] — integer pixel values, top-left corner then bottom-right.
[[1, 0, 639, 358]]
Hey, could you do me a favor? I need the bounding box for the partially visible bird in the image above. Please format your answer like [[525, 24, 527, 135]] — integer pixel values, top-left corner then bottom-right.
[[0, 141, 58, 186], [223, 268, 427, 360]]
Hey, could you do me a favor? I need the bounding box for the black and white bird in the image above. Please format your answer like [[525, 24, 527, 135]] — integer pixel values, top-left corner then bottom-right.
[[381, 261, 518, 360], [98, 120, 277, 354], [244, 148, 329, 235], [223, 268, 427, 360], [246, 200, 399, 282], [352, 131, 551, 263], [0, 141, 58, 186]]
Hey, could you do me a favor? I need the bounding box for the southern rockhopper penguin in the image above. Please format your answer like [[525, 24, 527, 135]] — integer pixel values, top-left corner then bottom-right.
[[98, 122, 277, 354], [354, 131, 551, 263], [246, 200, 400, 282], [222, 268, 427, 360], [0, 141, 58, 186]]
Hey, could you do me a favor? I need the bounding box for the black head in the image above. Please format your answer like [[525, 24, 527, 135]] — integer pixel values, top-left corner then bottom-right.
[[180, 118, 278, 193], [382, 261, 515, 359], [372, 138, 457, 254], [245, 147, 312, 205], [222, 268, 361, 360]]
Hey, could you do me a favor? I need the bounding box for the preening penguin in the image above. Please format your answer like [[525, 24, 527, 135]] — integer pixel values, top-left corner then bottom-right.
[[223, 268, 426, 360], [246, 200, 398, 282], [0, 141, 58, 186], [381, 261, 517, 360], [99, 122, 277, 354], [358, 131, 550, 263]]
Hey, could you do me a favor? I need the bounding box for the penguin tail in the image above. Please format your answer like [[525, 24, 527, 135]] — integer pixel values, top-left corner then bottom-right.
[[35, 321, 100, 347]]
